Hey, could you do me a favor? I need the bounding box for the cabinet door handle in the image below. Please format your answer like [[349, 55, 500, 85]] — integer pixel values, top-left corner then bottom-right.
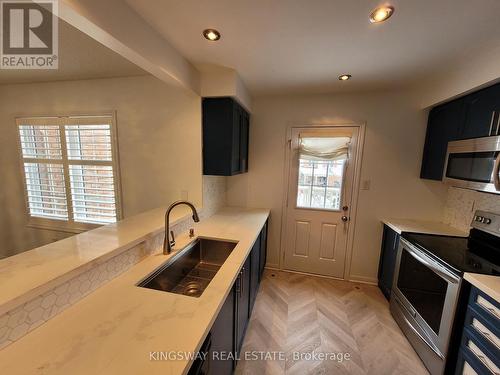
[[489, 111, 496, 136], [240, 268, 245, 296], [488, 111, 498, 136], [495, 111, 500, 136], [236, 273, 242, 296]]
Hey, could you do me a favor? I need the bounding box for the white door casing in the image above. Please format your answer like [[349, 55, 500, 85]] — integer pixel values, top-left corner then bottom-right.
[[282, 126, 361, 278]]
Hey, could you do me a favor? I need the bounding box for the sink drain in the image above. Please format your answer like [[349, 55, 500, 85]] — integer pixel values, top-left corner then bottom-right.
[[183, 281, 202, 296]]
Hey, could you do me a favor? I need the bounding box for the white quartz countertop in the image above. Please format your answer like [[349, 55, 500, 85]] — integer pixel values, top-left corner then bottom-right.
[[0, 206, 195, 316], [382, 218, 468, 237], [0, 207, 270, 375], [464, 273, 500, 303]]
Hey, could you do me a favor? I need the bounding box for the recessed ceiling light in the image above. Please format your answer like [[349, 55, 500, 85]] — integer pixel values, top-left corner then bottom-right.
[[203, 29, 221, 41], [338, 74, 352, 81], [369, 5, 394, 23]]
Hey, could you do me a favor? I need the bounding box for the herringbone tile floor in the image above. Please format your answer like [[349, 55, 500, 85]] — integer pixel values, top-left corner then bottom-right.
[[235, 270, 429, 375]]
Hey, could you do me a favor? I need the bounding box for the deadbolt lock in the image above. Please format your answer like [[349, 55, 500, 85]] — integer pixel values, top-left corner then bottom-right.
[[342, 206, 349, 211]]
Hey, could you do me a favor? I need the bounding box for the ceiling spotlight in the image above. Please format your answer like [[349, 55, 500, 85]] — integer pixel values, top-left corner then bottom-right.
[[338, 74, 352, 81], [203, 29, 221, 41], [369, 5, 394, 23]]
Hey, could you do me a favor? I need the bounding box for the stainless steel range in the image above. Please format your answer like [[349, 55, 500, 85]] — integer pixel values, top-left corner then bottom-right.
[[390, 210, 500, 375]]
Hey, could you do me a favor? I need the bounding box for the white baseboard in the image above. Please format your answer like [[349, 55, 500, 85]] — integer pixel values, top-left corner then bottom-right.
[[348, 274, 378, 285]]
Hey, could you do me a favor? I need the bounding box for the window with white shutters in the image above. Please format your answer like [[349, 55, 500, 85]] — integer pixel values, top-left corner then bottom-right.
[[17, 115, 122, 231]]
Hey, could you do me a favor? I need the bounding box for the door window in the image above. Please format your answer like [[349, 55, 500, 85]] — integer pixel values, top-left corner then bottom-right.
[[297, 158, 345, 210]]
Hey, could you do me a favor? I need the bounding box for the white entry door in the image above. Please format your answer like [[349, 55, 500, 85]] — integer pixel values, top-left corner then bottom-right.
[[283, 127, 360, 278]]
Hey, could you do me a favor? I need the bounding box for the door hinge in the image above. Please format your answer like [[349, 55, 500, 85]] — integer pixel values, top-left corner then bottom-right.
[[287, 139, 292, 149]]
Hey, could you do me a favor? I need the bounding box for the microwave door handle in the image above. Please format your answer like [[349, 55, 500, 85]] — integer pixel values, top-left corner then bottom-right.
[[493, 151, 500, 191], [404, 245, 459, 283]]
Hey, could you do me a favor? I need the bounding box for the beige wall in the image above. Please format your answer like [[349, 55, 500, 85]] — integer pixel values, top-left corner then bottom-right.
[[0, 75, 202, 258], [226, 90, 448, 283]]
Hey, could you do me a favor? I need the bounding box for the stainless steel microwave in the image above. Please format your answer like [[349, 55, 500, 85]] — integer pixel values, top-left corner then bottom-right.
[[443, 135, 500, 194]]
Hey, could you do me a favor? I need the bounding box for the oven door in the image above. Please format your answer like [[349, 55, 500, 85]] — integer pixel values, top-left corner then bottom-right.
[[443, 136, 500, 194], [391, 239, 461, 370]]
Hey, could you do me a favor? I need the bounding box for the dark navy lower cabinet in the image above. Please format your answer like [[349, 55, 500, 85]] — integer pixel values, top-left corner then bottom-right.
[[259, 221, 268, 280], [455, 285, 500, 374], [192, 221, 268, 375], [377, 224, 399, 300], [208, 285, 236, 375], [249, 239, 260, 315], [235, 256, 251, 355]]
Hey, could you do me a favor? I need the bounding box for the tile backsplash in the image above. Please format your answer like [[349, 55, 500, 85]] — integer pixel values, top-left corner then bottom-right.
[[0, 175, 227, 349], [444, 187, 500, 231]]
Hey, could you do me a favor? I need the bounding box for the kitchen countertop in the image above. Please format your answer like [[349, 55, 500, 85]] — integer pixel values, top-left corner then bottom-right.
[[0, 207, 269, 375], [382, 218, 468, 237], [0, 205, 194, 316], [464, 273, 500, 303]]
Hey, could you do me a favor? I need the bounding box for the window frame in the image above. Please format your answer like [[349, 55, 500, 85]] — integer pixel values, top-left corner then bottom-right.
[[295, 157, 347, 212], [15, 113, 123, 233]]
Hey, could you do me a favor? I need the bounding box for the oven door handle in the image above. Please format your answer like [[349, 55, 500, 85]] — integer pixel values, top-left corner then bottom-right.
[[394, 297, 444, 359], [404, 243, 460, 284]]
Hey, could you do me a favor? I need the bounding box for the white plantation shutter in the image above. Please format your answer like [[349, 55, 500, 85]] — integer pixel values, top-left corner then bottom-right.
[[24, 162, 68, 220], [17, 115, 121, 229]]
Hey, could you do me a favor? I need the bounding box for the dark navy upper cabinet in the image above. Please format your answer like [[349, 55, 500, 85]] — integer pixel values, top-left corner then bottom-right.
[[460, 84, 500, 140], [203, 97, 250, 176], [420, 82, 500, 181], [420, 99, 465, 180]]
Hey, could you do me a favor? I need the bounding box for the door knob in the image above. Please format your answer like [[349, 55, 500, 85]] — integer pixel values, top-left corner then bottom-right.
[[341, 215, 349, 222]]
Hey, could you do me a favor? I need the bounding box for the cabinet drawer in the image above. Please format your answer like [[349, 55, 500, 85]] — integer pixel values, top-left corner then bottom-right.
[[457, 345, 492, 375], [469, 287, 500, 323], [460, 326, 500, 374], [462, 360, 479, 375], [456, 287, 500, 375], [475, 295, 500, 321], [465, 305, 500, 352]]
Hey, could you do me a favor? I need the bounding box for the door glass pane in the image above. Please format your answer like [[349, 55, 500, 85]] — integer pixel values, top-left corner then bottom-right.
[[397, 248, 448, 334], [297, 158, 345, 210], [297, 186, 311, 207]]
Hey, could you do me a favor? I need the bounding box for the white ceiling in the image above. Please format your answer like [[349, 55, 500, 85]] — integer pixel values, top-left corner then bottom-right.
[[126, 0, 500, 94], [0, 20, 147, 85]]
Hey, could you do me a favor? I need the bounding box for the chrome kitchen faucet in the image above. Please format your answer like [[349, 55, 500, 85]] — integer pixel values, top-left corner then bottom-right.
[[163, 200, 200, 255]]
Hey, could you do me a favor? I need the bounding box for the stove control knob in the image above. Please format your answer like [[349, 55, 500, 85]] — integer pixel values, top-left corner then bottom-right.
[[484, 218, 492, 224], [475, 215, 484, 222]]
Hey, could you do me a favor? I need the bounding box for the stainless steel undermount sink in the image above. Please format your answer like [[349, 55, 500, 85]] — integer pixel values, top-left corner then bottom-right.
[[137, 238, 238, 298]]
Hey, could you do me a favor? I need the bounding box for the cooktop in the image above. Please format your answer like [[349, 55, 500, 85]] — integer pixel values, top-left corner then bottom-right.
[[402, 229, 500, 276]]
